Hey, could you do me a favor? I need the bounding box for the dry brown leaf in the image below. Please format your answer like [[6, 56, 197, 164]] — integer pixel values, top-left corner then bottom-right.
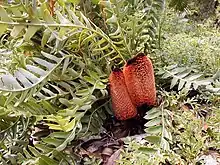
[[105, 149, 121, 165]]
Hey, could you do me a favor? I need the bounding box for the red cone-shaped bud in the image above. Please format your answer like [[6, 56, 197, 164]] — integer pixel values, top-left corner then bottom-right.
[[109, 68, 137, 120], [123, 53, 156, 107]]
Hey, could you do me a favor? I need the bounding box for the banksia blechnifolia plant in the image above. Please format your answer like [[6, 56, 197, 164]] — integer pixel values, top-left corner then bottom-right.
[[109, 68, 137, 120], [123, 53, 156, 107]]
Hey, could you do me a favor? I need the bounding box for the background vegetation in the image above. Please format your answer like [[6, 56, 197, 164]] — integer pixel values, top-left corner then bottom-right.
[[0, 0, 219, 164]]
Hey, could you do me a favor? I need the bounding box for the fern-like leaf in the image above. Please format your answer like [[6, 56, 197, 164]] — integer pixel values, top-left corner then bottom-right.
[[158, 65, 220, 93], [144, 106, 171, 151]]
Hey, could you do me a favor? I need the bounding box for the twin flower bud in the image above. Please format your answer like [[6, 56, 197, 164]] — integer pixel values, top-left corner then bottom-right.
[[109, 53, 156, 120]]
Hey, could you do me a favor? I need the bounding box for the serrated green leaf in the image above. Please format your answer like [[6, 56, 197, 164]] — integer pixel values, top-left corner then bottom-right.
[[56, 11, 71, 24], [213, 70, 220, 80], [161, 138, 170, 150], [2, 74, 23, 90], [50, 132, 70, 139], [184, 82, 191, 90], [95, 81, 106, 89], [59, 98, 72, 107], [67, 8, 83, 26], [26, 65, 47, 77], [43, 138, 63, 147], [81, 104, 92, 111], [43, 9, 56, 23], [145, 118, 161, 127], [185, 74, 202, 81], [10, 146, 23, 153], [146, 107, 160, 115], [164, 128, 172, 141], [11, 25, 25, 37], [40, 155, 59, 165], [0, 6, 11, 35], [176, 70, 191, 78], [84, 76, 96, 84], [144, 110, 161, 120], [76, 89, 90, 96], [68, 68, 82, 78], [17, 153, 25, 162], [41, 29, 51, 47], [170, 67, 186, 75], [35, 144, 53, 153], [80, 12, 92, 28], [178, 79, 185, 91], [56, 108, 74, 118], [166, 64, 178, 70], [195, 79, 212, 85], [33, 58, 55, 70], [98, 110, 107, 120], [170, 77, 178, 89], [70, 97, 86, 105], [24, 18, 41, 41], [41, 51, 61, 63], [56, 123, 77, 151], [145, 125, 162, 134], [47, 123, 63, 131], [64, 118, 76, 132], [62, 57, 70, 75], [162, 72, 171, 79], [23, 148, 33, 158], [148, 29, 155, 38], [14, 70, 33, 88], [193, 82, 199, 90], [28, 145, 41, 157], [145, 136, 161, 145]]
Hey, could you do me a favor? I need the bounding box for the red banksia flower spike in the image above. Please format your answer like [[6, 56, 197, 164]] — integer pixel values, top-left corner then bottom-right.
[[123, 53, 156, 107], [109, 68, 137, 120]]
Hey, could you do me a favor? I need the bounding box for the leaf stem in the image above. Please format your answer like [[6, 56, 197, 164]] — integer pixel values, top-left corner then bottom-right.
[[0, 21, 126, 63]]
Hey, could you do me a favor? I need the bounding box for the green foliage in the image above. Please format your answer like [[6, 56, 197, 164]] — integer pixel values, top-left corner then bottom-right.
[[169, 0, 219, 21], [205, 102, 220, 149], [169, 0, 189, 11], [168, 93, 220, 164], [153, 8, 220, 96], [118, 90, 220, 164], [156, 10, 220, 74], [157, 64, 220, 94], [117, 139, 166, 165], [172, 110, 207, 163], [117, 105, 172, 164], [0, 116, 34, 165], [0, 0, 164, 164], [144, 106, 171, 151], [118, 4, 220, 165], [0, 0, 219, 164]]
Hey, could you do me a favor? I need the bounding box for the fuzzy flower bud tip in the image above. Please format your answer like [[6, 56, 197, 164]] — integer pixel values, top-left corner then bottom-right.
[[123, 53, 156, 107]]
